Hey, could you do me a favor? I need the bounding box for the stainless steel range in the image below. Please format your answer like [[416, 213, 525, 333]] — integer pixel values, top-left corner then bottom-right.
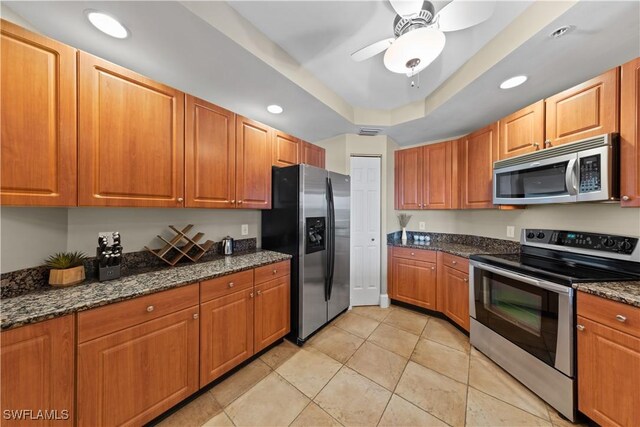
[[469, 229, 640, 421]]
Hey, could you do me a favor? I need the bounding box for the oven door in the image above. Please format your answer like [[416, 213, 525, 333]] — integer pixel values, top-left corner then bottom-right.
[[469, 261, 574, 377], [493, 152, 578, 205]]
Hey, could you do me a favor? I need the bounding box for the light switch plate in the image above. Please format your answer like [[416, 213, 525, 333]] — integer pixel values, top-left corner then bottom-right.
[[241, 224, 249, 236], [419, 222, 426, 230], [506, 226, 515, 238]]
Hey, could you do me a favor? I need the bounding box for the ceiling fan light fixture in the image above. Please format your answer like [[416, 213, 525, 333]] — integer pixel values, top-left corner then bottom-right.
[[383, 28, 445, 74], [499, 75, 528, 89]]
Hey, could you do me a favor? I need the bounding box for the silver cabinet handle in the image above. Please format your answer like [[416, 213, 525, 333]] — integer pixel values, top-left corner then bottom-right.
[[431, 267, 435, 271], [231, 199, 236, 203], [410, 252, 415, 256], [532, 142, 540, 148], [238, 200, 243, 204], [256, 290, 262, 296], [576, 324, 585, 331], [228, 282, 234, 288], [616, 314, 627, 323], [177, 197, 184, 202], [622, 195, 630, 201], [146, 305, 154, 312], [544, 140, 552, 148], [452, 261, 457, 265], [250, 292, 254, 298], [193, 313, 199, 319], [463, 278, 468, 283]]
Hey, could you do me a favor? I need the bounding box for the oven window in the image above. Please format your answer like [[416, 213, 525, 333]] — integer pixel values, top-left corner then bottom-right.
[[496, 162, 569, 199], [474, 270, 559, 368]]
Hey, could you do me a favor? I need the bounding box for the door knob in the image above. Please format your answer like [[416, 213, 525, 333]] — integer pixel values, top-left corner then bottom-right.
[[193, 313, 199, 319], [452, 261, 457, 265], [256, 290, 262, 296], [576, 324, 585, 331], [532, 142, 540, 149], [622, 195, 630, 201], [146, 305, 154, 312], [228, 282, 234, 288], [544, 140, 552, 148], [177, 197, 184, 203], [231, 199, 236, 203], [431, 267, 435, 271], [463, 278, 468, 283]]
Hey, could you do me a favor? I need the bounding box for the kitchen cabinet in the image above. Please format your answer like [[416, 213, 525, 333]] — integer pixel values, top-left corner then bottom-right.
[[460, 122, 498, 209], [273, 131, 301, 167], [390, 248, 437, 310], [621, 57, 640, 207], [498, 100, 545, 159], [77, 285, 199, 426], [436, 252, 470, 331], [254, 262, 291, 352], [545, 68, 619, 148], [302, 141, 326, 168], [0, 315, 75, 427], [1, 19, 77, 207], [577, 292, 639, 427], [236, 116, 273, 209], [185, 95, 236, 208], [78, 52, 185, 207], [395, 147, 423, 210]]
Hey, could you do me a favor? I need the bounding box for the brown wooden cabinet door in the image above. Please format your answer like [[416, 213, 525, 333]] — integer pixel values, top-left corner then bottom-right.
[[577, 316, 640, 427], [395, 147, 423, 210], [498, 100, 544, 159], [273, 131, 301, 167], [441, 266, 470, 331], [545, 68, 619, 148], [77, 307, 199, 427], [391, 257, 437, 310], [185, 95, 236, 208], [254, 275, 290, 352], [302, 141, 325, 168], [236, 116, 273, 209], [1, 20, 77, 207], [422, 142, 452, 209], [1, 315, 75, 427], [200, 288, 254, 387], [621, 57, 640, 207], [461, 122, 498, 209], [78, 52, 185, 207]]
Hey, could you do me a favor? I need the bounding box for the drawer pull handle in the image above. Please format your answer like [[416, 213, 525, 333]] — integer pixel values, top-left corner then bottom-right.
[[452, 261, 457, 265], [576, 324, 585, 331], [411, 252, 415, 256], [431, 267, 435, 271], [193, 313, 199, 319], [273, 269, 278, 274], [463, 278, 468, 283], [622, 195, 630, 201], [616, 314, 627, 323], [228, 282, 235, 288], [146, 305, 155, 313], [256, 290, 262, 296], [250, 292, 254, 298]]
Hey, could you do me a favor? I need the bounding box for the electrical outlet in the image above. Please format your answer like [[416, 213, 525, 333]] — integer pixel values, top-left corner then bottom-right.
[[506, 226, 515, 238], [419, 222, 426, 230], [241, 224, 249, 236]]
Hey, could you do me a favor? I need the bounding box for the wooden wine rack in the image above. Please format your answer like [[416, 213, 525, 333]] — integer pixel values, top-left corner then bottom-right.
[[145, 225, 214, 266]]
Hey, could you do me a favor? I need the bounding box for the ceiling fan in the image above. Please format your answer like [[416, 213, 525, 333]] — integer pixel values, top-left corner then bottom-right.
[[351, 0, 496, 76]]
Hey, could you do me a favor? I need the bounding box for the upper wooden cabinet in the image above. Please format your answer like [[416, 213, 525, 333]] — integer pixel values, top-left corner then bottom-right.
[[1, 315, 75, 427], [273, 131, 301, 167], [236, 116, 273, 209], [1, 19, 77, 207], [185, 95, 236, 208], [78, 52, 185, 207], [460, 122, 498, 209], [545, 68, 620, 148], [395, 147, 422, 210], [498, 100, 545, 160], [422, 141, 456, 209], [302, 141, 326, 168], [621, 57, 640, 207]]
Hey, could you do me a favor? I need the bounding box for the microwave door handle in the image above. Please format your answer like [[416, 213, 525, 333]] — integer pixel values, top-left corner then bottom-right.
[[565, 158, 578, 196], [470, 261, 571, 294]]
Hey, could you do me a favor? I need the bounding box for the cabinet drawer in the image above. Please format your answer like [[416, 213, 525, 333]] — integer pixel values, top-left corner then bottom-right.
[[442, 253, 469, 274], [392, 247, 437, 263], [201, 270, 254, 303], [578, 292, 640, 338], [255, 260, 290, 284], [78, 284, 199, 343]]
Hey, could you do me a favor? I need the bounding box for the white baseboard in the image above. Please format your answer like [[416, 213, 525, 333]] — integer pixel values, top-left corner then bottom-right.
[[379, 294, 390, 308]]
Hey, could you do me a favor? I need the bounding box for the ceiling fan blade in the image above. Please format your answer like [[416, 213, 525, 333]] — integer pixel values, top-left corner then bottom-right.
[[351, 38, 395, 62], [436, 0, 496, 32], [389, 0, 423, 17]]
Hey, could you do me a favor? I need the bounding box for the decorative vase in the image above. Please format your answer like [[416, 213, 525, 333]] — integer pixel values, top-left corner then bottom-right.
[[49, 266, 85, 287], [401, 228, 408, 244]]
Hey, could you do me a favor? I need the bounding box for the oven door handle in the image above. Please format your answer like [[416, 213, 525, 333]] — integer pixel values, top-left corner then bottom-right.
[[470, 260, 572, 294], [565, 158, 578, 196]]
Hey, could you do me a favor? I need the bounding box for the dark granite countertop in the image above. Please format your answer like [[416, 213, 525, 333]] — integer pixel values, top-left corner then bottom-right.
[[387, 239, 510, 258], [1, 250, 291, 331], [573, 281, 640, 308]]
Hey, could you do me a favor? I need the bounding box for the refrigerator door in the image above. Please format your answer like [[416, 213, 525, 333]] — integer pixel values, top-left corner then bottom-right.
[[327, 171, 351, 320], [300, 165, 329, 340]]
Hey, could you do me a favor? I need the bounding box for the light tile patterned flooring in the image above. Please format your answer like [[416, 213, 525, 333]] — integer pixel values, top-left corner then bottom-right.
[[156, 305, 586, 427]]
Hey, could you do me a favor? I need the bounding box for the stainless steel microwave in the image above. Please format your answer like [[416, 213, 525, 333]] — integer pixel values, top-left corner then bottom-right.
[[493, 134, 619, 205]]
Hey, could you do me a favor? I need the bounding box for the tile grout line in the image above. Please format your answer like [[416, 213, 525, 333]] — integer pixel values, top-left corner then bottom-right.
[[468, 385, 555, 425]]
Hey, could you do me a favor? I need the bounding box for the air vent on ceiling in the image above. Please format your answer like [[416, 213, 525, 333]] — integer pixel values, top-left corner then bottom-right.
[[358, 127, 382, 136]]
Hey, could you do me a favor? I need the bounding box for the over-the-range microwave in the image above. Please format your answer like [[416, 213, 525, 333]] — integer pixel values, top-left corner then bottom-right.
[[493, 134, 619, 205]]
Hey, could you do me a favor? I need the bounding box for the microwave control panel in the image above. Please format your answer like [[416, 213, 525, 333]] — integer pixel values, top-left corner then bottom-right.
[[578, 155, 602, 193], [524, 229, 638, 255]]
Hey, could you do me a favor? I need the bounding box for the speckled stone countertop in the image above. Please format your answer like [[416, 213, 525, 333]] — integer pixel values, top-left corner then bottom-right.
[[1, 250, 291, 331], [573, 281, 640, 308], [388, 240, 510, 258]]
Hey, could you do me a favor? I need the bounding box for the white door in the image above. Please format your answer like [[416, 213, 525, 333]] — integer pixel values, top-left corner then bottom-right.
[[350, 156, 381, 306]]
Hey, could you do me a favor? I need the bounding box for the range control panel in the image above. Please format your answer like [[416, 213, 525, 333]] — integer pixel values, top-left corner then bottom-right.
[[523, 229, 638, 256]]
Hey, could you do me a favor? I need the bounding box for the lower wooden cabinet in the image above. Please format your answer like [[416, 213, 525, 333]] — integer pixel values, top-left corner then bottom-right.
[[390, 253, 437, 310], [0, 315, 75, 427], [254, 275, 291, 352], [577, 292, 640, 427], [437, 253, 470, 331]]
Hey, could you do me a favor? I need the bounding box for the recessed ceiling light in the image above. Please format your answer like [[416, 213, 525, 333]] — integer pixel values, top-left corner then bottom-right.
[[500, 75, 528, 90], [550, 25, 574, 39], [86, 10, 129, 39], [267, 104, 283, 114]]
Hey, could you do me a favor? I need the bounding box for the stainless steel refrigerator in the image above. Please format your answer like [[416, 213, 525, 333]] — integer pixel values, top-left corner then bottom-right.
[[261, 164, 350, 344]]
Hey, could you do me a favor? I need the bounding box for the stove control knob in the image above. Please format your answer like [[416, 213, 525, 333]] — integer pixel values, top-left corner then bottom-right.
[[602, 237, 615, 247], [526, 232, 535, 239], [536, 232, 545, 239], [619, 240, 633, 251]]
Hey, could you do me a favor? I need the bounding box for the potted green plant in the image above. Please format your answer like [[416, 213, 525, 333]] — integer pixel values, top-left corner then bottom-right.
[[45, 251, 87, 287]]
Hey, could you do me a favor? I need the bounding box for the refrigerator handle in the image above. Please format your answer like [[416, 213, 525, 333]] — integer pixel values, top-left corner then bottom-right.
[[325, 177, 332, 301], [328, 177, 336, 300]]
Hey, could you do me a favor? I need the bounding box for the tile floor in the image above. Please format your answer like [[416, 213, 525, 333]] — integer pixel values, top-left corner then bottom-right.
[[156, 305, 586, 427]]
